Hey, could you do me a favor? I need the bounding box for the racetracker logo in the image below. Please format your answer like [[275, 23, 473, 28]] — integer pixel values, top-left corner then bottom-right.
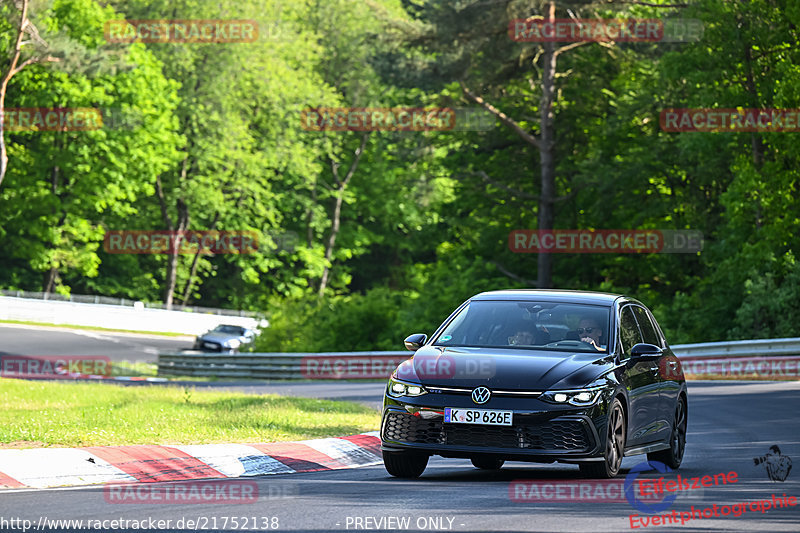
[[509, 479, 664, 503], [510, 18, 663, 42], [103, 230, 258, 255], [394, 354, 496, 380], [2, 108, 103, 131], [300, 355, 410, 379], [509, 230, 702, 254], [676, 356, 800, 379], [509, 18, 702, 43], [0, 355, 111, 378], [104, 20, 258, 43], [660, 108, 800, 132], [104, 480, 258, 504], [301, 108, 456, 132]]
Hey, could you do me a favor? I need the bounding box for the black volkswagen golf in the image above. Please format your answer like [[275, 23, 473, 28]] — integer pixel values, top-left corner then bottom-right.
[[380, 289, 687, 479]]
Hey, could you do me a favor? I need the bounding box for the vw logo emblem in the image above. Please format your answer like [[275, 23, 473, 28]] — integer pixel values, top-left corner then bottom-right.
[[471, 387, 491, 405]]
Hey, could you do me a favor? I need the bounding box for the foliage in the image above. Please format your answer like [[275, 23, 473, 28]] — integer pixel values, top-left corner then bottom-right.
[[1, 0, 799, 347]]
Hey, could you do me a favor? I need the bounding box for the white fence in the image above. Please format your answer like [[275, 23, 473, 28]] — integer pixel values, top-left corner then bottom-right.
[[0, 296, 263, 335], [0, 289, 256, 316]]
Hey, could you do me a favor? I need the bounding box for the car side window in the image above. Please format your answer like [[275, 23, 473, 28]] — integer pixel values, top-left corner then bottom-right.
[[632, 306, 661, 347], [619, 306, 643, 355]]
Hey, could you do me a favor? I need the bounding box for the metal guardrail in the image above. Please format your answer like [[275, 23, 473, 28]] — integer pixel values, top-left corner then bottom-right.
[[158, 351, 410, 379], [670, 337, 800, 359], [158, 338, 800, 379]]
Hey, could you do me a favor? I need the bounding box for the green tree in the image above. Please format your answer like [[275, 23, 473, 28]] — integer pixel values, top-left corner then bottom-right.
[[0, 0, 183, 294]]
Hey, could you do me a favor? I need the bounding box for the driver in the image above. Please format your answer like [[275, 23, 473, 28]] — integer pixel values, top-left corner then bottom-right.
[[577, 317, 605, 351]]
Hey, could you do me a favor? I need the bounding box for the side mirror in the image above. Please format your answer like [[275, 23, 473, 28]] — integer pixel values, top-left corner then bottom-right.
[[630, 343, 663, 359], [404, 333, 427, 351]]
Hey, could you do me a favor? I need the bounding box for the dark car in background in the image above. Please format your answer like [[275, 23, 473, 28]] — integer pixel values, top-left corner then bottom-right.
[[194, 324, 256, 353], [380, 289, 687, 479]]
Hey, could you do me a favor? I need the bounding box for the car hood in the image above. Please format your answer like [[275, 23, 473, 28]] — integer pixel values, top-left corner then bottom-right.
[[198, 332, 247, 344], [394, 345, 615, 391]]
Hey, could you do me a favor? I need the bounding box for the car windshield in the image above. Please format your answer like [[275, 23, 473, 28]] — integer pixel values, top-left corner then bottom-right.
[[213, 325, 245, 335], [434, 300, 610, 353]]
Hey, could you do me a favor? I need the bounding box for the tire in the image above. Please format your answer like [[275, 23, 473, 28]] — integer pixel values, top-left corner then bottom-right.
[[471, 457, 505, 470], [382, 450, 429, 478], [580, 397, 626, 479], [648, 395, 687, 469]]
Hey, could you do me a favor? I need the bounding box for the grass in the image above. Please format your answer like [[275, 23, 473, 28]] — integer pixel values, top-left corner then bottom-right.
[[0, 319, 190, 337], [111, 360, 159, 377], [0, 379, 380, 448]]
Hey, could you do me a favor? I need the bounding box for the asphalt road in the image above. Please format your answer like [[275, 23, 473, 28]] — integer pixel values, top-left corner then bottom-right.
[[0, 324, 193, 363], [1, 380, 799, 532]]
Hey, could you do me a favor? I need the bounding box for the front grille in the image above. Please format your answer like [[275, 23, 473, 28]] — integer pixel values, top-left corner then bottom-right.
[[200, 341, 222, 351], [383, 412, 591, 451]]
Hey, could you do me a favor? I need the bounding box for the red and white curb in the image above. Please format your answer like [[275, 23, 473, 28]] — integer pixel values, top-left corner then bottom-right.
[[0, 432, 381, 490]]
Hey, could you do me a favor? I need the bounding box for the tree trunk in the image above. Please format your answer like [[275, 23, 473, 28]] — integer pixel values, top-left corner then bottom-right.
[[164, 246, 180, 309], [537, 2, 557, 289], [318, 133, 369, 296], [180, 212, 219, 308], [163, 199, 188, 309], [155, 159, 190, 310], [42, 266, 58, 295], [318, 188, 344, 296]]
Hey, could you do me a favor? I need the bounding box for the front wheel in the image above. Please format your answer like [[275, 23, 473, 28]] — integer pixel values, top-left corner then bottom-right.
[[383, 451, 429, 478], [580, 397, 626, 478], [648, 395, 687, 469]]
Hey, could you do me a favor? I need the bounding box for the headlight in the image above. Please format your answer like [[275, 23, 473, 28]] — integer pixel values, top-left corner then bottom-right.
[[540, 386, 604, 406], [387, 378, 427, 398], [225, 339, 241, 349]]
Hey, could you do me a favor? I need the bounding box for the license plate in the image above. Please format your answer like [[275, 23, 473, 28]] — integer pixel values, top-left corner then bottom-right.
[[203, 342, 217, 349], [444, 408, 512, 426]]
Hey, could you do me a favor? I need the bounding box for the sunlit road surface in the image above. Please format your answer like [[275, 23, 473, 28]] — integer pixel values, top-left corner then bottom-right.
[[0, 324, 192, 362], [1, 381, 798, 532]]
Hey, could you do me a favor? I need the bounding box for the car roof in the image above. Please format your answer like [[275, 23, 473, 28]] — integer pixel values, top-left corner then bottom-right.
[[470, 289, 626, 306]]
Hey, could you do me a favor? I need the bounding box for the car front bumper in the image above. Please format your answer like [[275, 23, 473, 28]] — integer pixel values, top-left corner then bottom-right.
[[380, 392, 608, 463]]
